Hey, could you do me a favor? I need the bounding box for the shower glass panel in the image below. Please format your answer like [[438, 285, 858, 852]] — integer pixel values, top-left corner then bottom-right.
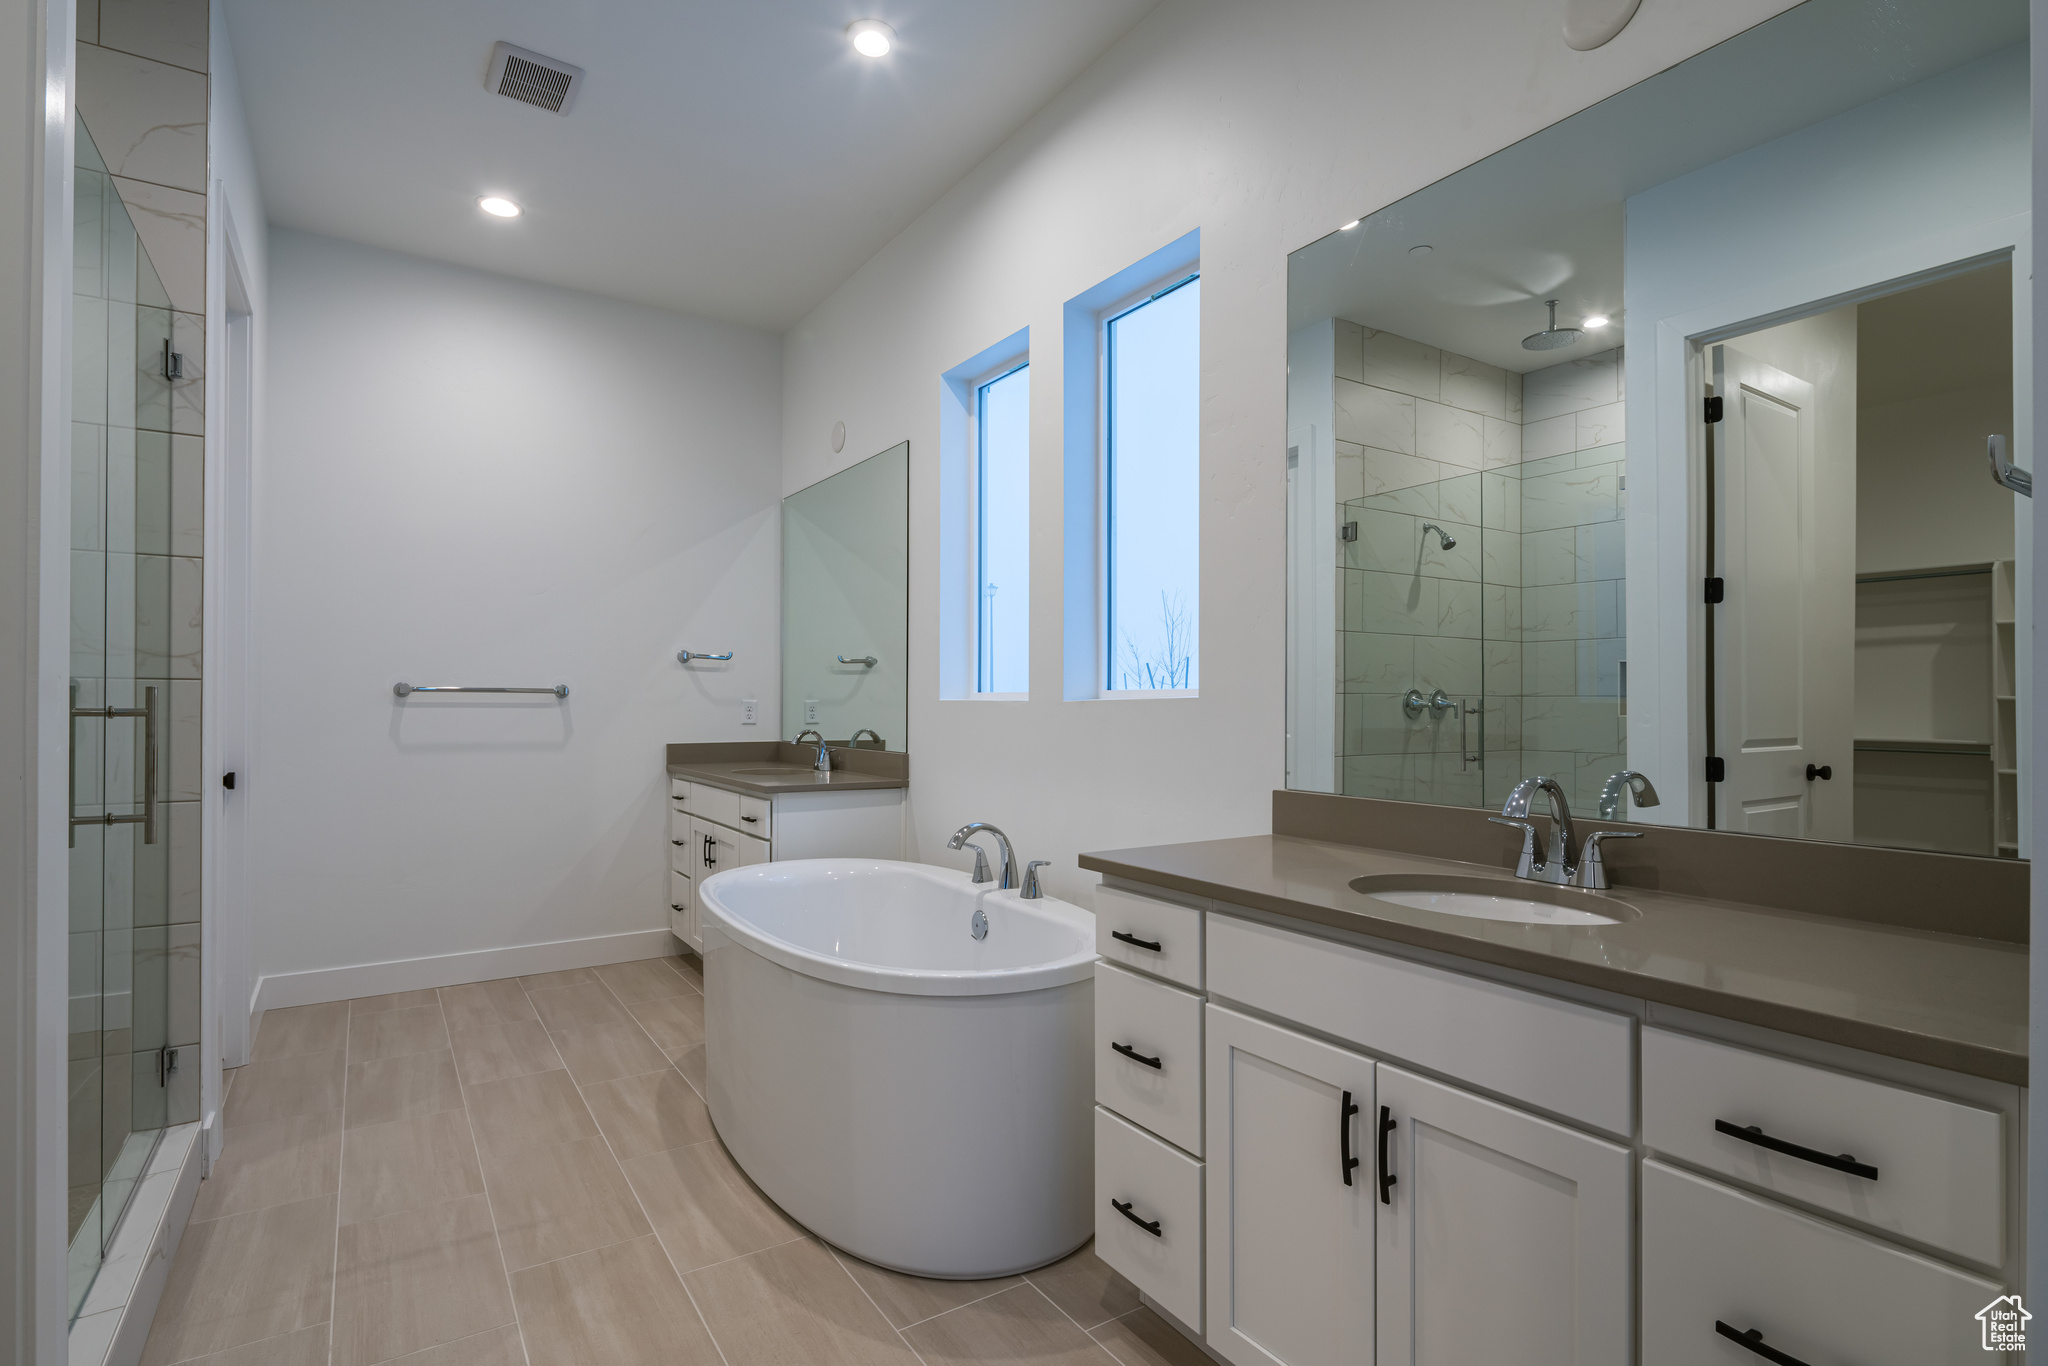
[[69, 115, 184, 1319]]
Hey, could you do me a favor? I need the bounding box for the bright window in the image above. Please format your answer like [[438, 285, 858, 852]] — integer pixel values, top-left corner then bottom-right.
[[1105, 274, 1200, 693], [975, 363, 1030, 693]]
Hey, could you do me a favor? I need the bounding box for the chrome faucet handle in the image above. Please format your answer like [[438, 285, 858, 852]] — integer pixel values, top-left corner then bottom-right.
[[1488, 817, 1540, 880], [963, 845, 993, 884], [1021, 860, 1050, 899], [1572, 830, 1643, 891]]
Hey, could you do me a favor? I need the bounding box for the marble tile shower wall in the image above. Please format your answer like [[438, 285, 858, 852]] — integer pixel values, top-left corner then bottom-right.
[[1333, 321, 1522, 808], [1332, 328, 1626, 816]]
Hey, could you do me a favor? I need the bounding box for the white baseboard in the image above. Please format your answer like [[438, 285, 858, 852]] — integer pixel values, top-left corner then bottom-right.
[[250, 927, 680, 1017]]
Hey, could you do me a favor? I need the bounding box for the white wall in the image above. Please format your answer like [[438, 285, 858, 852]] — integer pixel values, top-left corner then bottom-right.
[[779, 0, 1799, 900], [249, 230, 781, 993]]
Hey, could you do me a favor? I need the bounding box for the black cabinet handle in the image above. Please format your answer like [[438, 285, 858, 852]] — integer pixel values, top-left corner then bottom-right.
[[1111, 1041, 1162, 1069], [672, 839, 686, 846], [1110, 1198, 1161, 1237], [1377, 1105, 1397, 1204], [1805, 763, 1833, 781], [1111, 930, 1162, 952], [742, 815, 758, 823], [1714, 1120, 1877, 1180], [671, 904, 685, 912], [703, 834, 717, 869], [1339, 1090, 1360, 1187], [1715, 1322, 1812, 1366]]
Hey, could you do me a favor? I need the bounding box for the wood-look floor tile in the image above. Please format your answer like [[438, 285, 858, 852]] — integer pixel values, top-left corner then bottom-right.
[[594, 958, 695, 1003], [670, 1042, 706, 1093], [622, 1138, 802, 1273], [667, 953, 704, 990], [547, 1023, 669, 1087], [463, 1068, 597, 1157], [625, 993, 704, 1054], [344, 1051, 464, 1130], [350, 988, 442, 1015], [251, 1003, 349, 1061], [1091, 1306, 1213, 1366], [138, 1193, 336, 1366], [686, 1238, 919, 1366], [581, 1068, 713, 1162], [832, 1248, 1021, 1329], [381, 1323, 527, 1365], [439, 978, 538, 1032], [223, 1051, 346, 1129], [448, 1019, 562, 1085], [518, 967, 596, 993], [480, 1133, 651, 1271], [511, 1235, 722, 1366], [339, 1108, 484, 1227], [170, 1322, 329, 1366], [190, 1111, 341, 1223], [903, 1283, 1117, 1366], [528, 982, 633, 1032], [348, 1004, 450, 1062], [332, 1194, 514, 1366], [1024, 1241, 1140, 1331]]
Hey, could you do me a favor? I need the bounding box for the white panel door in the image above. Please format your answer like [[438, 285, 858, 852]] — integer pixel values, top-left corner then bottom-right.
[[1375, 1065, 1631, 1366], [1712, 345, 1853, 840], [691, 816, 769, 886], [1204, 1005, 1375, 1366]]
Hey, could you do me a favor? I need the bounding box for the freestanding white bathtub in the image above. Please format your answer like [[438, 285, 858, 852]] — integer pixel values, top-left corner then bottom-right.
[[697, 858, 1096, 1278]]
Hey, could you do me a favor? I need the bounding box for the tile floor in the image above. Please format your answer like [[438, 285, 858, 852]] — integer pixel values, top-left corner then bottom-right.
[[140, 952, 1205, 1366]]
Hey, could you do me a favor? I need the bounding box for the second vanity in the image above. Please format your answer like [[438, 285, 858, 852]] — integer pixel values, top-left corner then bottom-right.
[[1081, 791, 2026, 1366]]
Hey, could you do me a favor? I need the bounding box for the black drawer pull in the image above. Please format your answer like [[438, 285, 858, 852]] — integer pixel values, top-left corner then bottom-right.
[[1339, 1090, 1360, 1187], [1377, 1105, 1397, 1205], [1111, 930, 1162, 952], [1715, 1322, 1811, 1366], [1110, 1198, 1161, 1237], [1714, 1120, 1878, 1180], [1111, 1041, 1162, 1069], [671, 903, 685, 912], [672, 839, 686, 846]]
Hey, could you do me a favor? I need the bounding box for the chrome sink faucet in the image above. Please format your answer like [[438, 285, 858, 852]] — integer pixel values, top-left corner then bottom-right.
[[947, 822, 1016, 891], [1492, 775, 1642, 891], [1597, 770, 1660, 820], [794, 728, 831, 772]]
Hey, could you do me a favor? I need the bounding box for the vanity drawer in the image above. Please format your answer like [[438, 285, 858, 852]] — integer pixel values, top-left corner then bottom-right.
[[1095, 885, 1204, 989], [687, 783, 744, 833], [737, 795, 771, 839], [1641, 1159, 2003, 1365], [1095, 963, 1203, 1155], [1642, 1027, 2004, 1267], [1096, 1105, 1202, 1332], [1207, 911, 1632, 1136], [668, 869, 695, 946], [669, 778, 690, 801], [669, 809, 694, 869]]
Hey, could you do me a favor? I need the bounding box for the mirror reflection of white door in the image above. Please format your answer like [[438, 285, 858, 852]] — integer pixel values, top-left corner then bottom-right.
[[1711, 345, 1854, 841]]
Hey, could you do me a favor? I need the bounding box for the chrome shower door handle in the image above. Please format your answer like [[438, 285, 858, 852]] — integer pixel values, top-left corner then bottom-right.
[[1988, 434, 2032, 497], [141, 685, 157, 846], [68, 685, 157, 847]]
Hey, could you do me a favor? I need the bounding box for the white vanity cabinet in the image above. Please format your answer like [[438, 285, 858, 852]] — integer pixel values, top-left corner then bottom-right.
[[1089, 880, 2022, 1366], [666, 775, 902, 951]]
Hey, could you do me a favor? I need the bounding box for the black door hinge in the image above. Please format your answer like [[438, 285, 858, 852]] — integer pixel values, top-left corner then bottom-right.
[[1704, 395, 1724, 423], [1704, 576, 1725, 604], [1705, 756, 1726, 783], [156, 1044, 178, 1087]]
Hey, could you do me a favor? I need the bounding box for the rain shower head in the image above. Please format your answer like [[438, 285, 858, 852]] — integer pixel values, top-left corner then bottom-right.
[[1422, 522, 1456, 551], [1522, 299, 1584, 352]]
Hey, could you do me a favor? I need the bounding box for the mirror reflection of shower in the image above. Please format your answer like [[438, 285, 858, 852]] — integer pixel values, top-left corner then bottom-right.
[[1421, 522, 1457, 550]]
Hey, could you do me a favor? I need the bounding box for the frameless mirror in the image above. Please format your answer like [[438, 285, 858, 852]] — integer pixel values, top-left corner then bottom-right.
[[1285, 0, 2029, 858], [782, 442, 909, 751]]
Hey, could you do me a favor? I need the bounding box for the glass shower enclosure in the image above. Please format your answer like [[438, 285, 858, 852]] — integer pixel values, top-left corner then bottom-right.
[[68, 115, 192, 1318]]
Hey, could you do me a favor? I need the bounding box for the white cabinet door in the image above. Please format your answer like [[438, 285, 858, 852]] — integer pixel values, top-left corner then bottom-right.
[[1204, 1005, 1376, 1366], [692, 817, 769, 882], [1376, 1065, 1631, 1366]]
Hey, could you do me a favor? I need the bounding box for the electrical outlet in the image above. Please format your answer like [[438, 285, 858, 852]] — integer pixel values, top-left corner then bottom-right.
[[804, 698, 819, 725], [741, 698, 758, 725]]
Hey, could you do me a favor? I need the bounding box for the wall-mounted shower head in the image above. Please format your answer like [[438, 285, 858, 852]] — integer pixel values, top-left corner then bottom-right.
[[1421, 522, 1456, 551], [1521, 299, 1585, 352]]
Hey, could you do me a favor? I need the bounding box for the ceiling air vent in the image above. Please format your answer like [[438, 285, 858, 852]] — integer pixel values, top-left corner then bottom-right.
[[486, 42, 584, 115]]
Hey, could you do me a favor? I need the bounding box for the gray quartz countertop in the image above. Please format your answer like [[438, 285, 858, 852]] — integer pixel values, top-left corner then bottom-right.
[[668, 760, 908, 797], [1079, 833, 2028, 1084]]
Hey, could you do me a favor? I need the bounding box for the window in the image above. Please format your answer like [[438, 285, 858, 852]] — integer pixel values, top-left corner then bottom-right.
[[1104, 274, 1200, 693], [974, 362, 1030, 693]]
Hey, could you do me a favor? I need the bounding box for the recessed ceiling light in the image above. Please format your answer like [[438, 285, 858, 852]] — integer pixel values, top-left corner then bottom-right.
[[1409, 244, 1433, 255], [1339, 220, 1360, 231], [847, 19, 895, 57], [1584, 314, 1611, 328], [478, 196, 522, 218]]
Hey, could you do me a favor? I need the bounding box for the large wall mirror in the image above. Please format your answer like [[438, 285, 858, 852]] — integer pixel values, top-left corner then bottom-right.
[[1285, 0, 2030, 858], [783, 441, 909, 751]]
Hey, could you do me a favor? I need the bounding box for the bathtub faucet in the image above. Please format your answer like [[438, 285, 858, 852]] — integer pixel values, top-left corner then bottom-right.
[[947, 822, 1015, 891]]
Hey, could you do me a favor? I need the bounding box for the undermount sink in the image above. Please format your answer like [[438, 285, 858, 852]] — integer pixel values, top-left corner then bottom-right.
[[1349, 874, 1636, 926]]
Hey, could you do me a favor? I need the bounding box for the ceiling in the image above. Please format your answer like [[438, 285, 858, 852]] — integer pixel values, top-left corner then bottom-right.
[[1287, 0, 2027, 373], [222, 0, 1159, 330]]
